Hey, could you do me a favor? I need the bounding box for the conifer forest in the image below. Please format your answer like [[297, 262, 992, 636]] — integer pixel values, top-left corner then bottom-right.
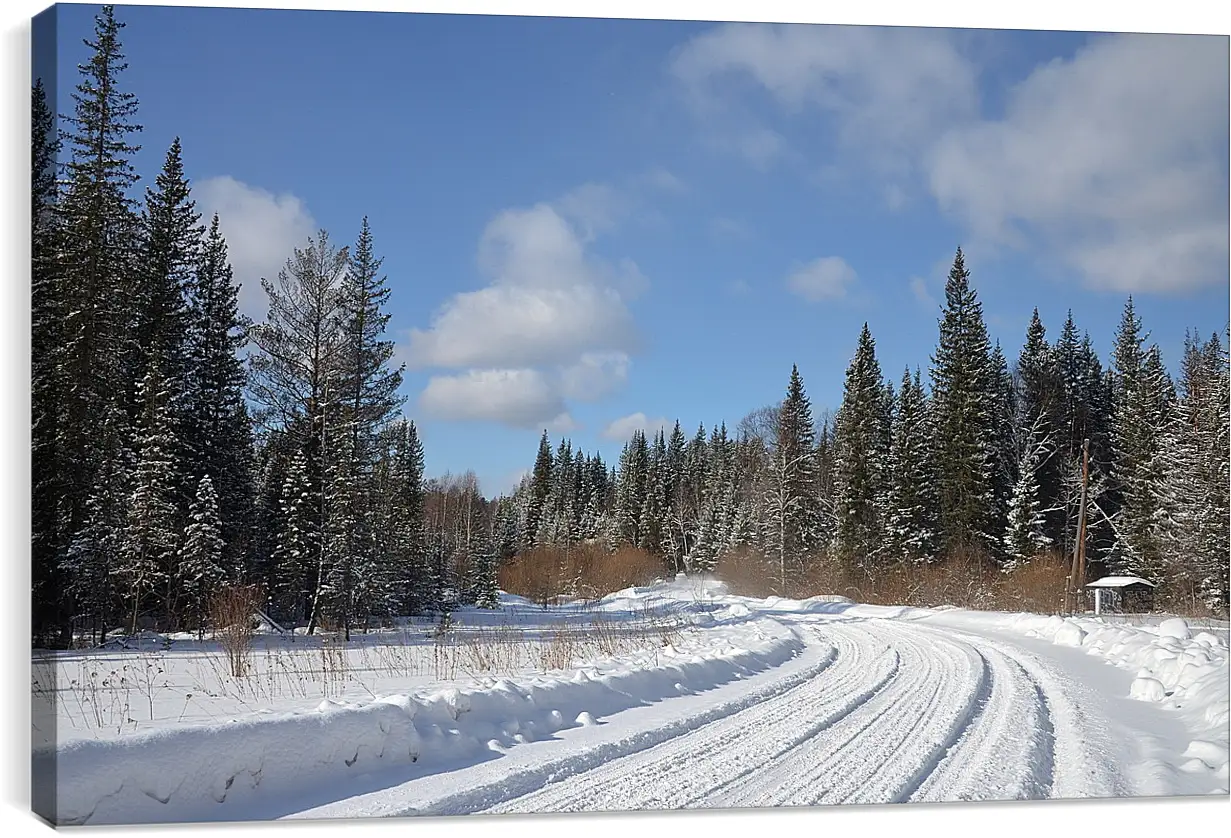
[[31, 6, 1230, 650]]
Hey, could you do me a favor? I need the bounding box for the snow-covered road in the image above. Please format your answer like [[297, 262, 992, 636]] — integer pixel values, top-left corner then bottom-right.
[[40, 580, 1228, 824], [290, 606, 1225, 820]]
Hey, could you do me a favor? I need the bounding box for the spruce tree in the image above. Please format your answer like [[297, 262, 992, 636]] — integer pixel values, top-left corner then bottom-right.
[[134, 139, 201, 437], [930, 248, 1000, 560], [524, 431, 554, 550], [185, 216, 254, 576], [886, 368, 939, 564], [833, 325, 891, 572], [1002, 416, 1053, 570], [32, 79, 67, 645], [57, 4, 143, 564], [179, 474, 227, 638], [764, 366, 822, 592], [118, 368, 179, 634], [1108, 299, 1174, 579], [271, 450, 317, 624], [1015, 310, 1065, 545]]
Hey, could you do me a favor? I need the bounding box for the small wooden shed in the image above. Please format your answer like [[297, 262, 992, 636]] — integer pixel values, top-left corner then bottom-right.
[[1086, 575, 1156, 615]]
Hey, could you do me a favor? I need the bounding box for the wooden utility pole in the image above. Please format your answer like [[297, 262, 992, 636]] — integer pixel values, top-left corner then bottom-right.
[[1069, 439, 1090, 614]]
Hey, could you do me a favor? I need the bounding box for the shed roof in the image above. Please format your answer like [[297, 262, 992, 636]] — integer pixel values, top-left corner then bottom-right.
[[1086, 575, 1156, 589]]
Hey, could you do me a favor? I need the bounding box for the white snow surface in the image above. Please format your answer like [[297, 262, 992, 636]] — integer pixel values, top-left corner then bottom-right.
[[34, 576, 1230, 824]]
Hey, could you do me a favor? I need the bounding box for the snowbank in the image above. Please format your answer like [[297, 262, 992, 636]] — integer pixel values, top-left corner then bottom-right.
[[36, 616, 803, 825], [1010, 613, 1229, 781]]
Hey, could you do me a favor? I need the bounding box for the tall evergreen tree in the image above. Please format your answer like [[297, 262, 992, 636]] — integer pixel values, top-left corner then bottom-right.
[[56, 4, 143, 555], [118, 368, 178, 634], [524, 431, 554, 550], [249, 230, 349, 631], [179, 474, 227, 638], [32, 78, 67, 645], [930, 248, 1000, 559], [885, 367, 939, 564], [1108, 299, 1174, 579], [832, 325, 891, 571], [764, 366, 822, 591], [1015, 310, 1065, 545], [185, 215, 253, 576], [134, 138, 201, 437]]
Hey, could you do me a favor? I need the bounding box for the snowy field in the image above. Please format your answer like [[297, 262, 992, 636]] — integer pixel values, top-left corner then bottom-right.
[[33, 577, 1229, 825]]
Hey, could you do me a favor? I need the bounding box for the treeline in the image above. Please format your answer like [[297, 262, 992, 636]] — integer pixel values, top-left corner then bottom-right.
[[503, 251, 1230, 615], [31, 7, 484, 648]]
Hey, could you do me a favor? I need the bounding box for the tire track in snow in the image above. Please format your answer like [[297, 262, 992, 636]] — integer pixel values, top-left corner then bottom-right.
[[904, 633, 1055, 802], [483, 625, 899, 814], [700, 619, 982, 808], [393, 623, 845, 817]]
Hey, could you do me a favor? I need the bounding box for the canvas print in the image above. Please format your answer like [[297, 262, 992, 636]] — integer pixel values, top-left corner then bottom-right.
[[29, 2, 1230, 827]]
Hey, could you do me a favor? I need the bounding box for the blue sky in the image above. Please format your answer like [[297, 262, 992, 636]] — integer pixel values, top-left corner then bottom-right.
[[44, 4, 1229, 496]]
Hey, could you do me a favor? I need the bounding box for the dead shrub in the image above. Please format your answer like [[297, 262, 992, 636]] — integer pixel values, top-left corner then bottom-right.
[[577, 545, 661, 600], [210, 585, 262, 677]]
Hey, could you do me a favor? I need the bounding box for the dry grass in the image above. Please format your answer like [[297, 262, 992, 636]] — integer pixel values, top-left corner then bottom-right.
[[717, 548, 1073, 614], [209, 585, 262, 677], [498, 544, 663, 606]]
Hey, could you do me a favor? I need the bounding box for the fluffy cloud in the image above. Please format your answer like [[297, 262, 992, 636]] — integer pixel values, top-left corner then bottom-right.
[[927, 33, 1229, 294], [671, 23, 977, 176], [671, 23, 1228, 295], [602, 412, 671, 442], [409, 191, 650, 430], [418, 369, 574, 431], [406, 204, 641, 371], [786, 256, 857, 302], [195, 176, 316, 319]]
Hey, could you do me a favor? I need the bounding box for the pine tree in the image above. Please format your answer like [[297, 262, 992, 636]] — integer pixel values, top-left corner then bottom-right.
[[388, 420, 428, 614], [524, 431, 554, 550], [764, 366, 822, 592], [179, 474, 227, 638], [615, 431, 650, 548], [185, 216, 254, 577], [118, 368, 179, 634], [473, 527, 501, 610], [930, 248, 1000, 559], [1002, 416, 1053, 570], [1014, 310, 1065, 545], [134, 138, 201, 443], [32, 78, 68, 645], [638, 430, 668, 557], [62, 404, 130, 643], [271, 451, 317, 624], [886, 367, 939, 564], [832, 325, 891, 572], [249, 230, 350, 632], [1108, 299, 1174, 579], [56, 4, 143, 565]]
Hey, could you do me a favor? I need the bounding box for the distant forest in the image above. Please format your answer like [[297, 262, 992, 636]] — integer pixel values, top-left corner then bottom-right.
[[32, 7, 1229, 648]]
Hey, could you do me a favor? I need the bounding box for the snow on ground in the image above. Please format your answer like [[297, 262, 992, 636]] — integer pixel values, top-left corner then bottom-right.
[[33, 575, 1230, 825]]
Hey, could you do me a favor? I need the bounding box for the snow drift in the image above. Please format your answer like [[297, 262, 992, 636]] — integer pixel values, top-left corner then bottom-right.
[[36, 616, 803, 825]]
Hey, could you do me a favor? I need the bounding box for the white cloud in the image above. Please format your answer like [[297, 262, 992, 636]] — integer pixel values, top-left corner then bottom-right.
[[671, 23, 977, 176], [602, 412, 671, 442], [406, 204, 641, 370], [559, 351, 630, 401], [673, 25, 1228, 295], [195, 176, 316, 319], [556, 182, 629, 242], [407, 190, 649, 430], [786, 257, 857, 302], [418, 369, 574, 430], [928, 33, 1229, 294]]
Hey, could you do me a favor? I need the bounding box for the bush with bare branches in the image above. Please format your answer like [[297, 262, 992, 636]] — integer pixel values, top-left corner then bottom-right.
[[210, 585, 262, 677]]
